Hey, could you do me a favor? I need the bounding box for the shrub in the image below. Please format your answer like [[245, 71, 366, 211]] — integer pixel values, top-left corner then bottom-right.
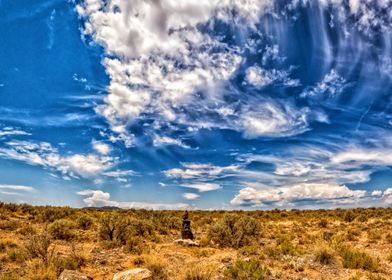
[[0, 239, 17, 253], [124, 236, 149, 255], [346, 229, 361, 241], [0, 220, 19, 231], [367, 273, 387, 280], [48, 219, 74, 240], [36, 207, 74, 223], [344, 210, 356, 223], [99, 215, 132, 245], [318, 219, 328, 228], [146, 262, 169, 280], [208, 215, 260, 248], [339, 246, 379, 271], [314, 246, 335, 265], [17, 224, 37, 236], [26, 233, 54, 265], [357, 214, 368, 222], [385, 233, 392, 244], [128, 218, 155, 237], [184, 268, 213, 280], [76, 214, 93, 230], [7, 248, 28, 263], [387, 251, 392, 262], [279, 239, 296, 255], [224, 259, 270, 280], [322, 231, 334, 242], [0, 274, 20, 280], [239, 245, 259, 257], [99, 215, 118, 241], [52, 252, 85, 275]]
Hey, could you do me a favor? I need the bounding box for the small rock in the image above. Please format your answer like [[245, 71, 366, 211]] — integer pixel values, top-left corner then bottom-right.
[[221, 256, 233, 264], [173, 239, 200, 247], [58, 270, 92, 280], [113, 268, 152, 280]]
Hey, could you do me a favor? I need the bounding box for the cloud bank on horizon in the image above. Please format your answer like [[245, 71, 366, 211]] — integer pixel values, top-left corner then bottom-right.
[[1, 0, 392, 209]]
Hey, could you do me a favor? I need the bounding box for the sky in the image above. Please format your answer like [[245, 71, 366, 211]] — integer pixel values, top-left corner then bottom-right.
[[1, 0, 392, 210]]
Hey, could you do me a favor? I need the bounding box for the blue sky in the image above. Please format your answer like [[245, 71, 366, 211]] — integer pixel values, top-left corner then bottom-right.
[[1, 0, 392, 209]]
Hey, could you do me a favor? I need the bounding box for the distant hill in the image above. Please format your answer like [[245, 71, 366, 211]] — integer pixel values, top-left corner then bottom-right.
[[84, 206, 122, 210]]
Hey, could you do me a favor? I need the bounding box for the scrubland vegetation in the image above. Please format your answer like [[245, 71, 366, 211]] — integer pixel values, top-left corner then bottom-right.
[[1, 203, 392, 279]]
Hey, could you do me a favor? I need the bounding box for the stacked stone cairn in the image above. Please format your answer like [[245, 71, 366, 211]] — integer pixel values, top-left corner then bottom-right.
[[181, 210, 194, 240]]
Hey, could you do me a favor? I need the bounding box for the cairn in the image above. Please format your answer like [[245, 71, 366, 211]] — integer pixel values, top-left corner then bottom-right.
[[181, 210, 194, 240]]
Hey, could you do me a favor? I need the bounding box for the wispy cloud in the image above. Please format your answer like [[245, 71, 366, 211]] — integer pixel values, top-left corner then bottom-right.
[[153, 135, 190, 149], [0, 127, 31, 138], [0, 140, 116, 179], [0, 184, 35, 196], [182, 193, 200, 200], [181, 183, 221, 192], [0, 184, 35, 192]]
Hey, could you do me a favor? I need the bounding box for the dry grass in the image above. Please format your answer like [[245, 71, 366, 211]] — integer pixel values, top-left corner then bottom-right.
[[0, 203, 392, 279]]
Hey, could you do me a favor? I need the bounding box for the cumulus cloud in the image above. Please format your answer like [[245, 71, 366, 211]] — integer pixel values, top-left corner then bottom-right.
[[371, 190, 382, 197], [231, 183, 366, 207], [383, 188, 392, 204], [77, 189, 188, 210], [245, 66, 299, 88], [92, 140, 111, 155], [302, 69, 348, 98], [75, 0, 323, 144]]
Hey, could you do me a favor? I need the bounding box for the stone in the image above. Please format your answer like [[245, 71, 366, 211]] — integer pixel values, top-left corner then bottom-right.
[[174, 239, 200, 247], [112, 268, 152, 280], [181, 210, 194, 240], [58, 270, 92, 280]]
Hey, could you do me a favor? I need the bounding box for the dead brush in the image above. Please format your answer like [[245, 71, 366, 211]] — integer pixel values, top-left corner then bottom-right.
[[26, 233, 55, 266]]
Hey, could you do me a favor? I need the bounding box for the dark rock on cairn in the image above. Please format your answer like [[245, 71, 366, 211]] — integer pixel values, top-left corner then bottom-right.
[[181, 210, 194, 240]]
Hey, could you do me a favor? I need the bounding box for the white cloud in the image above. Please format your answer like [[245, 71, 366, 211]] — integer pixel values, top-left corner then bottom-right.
[[77, 189, 188, 210], [0, 184, 35, 196], [92, 140, 111, 155], [383, 188, 392, 204], [231, 183, 366, 207], [349, 0, 360, 14], [102, 169, 137, 177], [164, 162, 239, 180], [153, 135, 190, 149], [0, 184, 35, 192], [245, 66, 299, 88], [238, 102, 312, 138], [182, 183, 221, 192], [371, 190, 382, 197], [76, 0, 321, 143], [77, 189, 111, 207], [332, 148, 392, 166], [0, 140, 115, 178], [0, 127, 31, 137], [59, 154, 114, 176], [183, 193, 200, 200], [302, 69, 347, 98]]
